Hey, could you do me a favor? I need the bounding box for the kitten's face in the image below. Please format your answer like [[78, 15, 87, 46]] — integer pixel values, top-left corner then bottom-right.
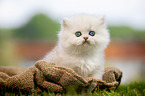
[[58, 14, 110, 50]]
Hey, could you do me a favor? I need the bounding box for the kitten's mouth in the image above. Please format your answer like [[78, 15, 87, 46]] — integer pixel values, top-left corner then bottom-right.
[[82, 40, 90, 45]]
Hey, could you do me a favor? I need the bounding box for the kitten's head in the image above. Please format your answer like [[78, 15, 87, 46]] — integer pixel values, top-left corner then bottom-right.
[[58, 14, 110, 52]]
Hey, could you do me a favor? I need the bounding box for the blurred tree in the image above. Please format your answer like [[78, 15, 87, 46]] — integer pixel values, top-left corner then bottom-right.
[[14, 13, 145, 40], [14, 13, 60, 40], [108, 26, 145, 40]]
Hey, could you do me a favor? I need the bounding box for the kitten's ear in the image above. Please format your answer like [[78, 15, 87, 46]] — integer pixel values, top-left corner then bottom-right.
[[98, 16, 105, 25], [62, 17, 70, 28]]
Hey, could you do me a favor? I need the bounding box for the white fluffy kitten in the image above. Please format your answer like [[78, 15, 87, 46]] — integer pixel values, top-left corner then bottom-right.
[[43, 14, 110, 79]]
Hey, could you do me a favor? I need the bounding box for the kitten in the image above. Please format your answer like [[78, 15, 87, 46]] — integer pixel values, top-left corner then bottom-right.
[[43, 14, 110, 79]]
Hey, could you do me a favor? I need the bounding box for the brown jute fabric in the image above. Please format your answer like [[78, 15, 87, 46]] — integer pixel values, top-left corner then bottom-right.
[[0, 61, 122, 95]]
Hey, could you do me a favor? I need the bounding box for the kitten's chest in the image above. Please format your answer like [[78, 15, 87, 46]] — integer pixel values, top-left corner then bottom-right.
[[62, 56, 97, 74], [72, 57, 98, 77], [55, 49, 104, 77], [78, 57, 98, 70]]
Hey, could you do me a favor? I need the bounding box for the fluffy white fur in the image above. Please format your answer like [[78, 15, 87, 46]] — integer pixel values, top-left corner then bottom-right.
[[43, 14, 110, 79]]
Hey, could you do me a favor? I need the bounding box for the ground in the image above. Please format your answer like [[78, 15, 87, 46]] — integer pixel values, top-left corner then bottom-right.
[[2, 82, 145, 96]]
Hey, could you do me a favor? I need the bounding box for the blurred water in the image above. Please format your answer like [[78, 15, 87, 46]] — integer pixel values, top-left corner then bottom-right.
[[107, 59, 145, 85], [20, 60, 36, 68]]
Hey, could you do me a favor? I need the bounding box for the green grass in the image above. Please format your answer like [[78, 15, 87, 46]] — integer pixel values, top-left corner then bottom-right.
[[2, 82, 145, 96], [113, 82, 145, 96]]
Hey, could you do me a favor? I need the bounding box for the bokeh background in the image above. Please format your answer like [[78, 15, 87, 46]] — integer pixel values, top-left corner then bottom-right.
[[0, 0, 145, 84]]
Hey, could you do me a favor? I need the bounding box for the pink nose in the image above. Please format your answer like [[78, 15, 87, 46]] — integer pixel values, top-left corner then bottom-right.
[[83, 37, 88, 40]]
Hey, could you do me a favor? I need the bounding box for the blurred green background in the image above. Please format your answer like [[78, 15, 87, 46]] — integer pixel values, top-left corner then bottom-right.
[[14, 14, 60, 40], [1, 13, 145, 41], [0, 13, 145, 66]]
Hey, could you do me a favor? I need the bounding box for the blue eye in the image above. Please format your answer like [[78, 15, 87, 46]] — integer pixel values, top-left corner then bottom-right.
[[75, 31, 82, 37], [89, 31, 95, 36]]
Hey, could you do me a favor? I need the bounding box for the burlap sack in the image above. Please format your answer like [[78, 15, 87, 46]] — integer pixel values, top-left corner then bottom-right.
[[0, 61, 122, 95]]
